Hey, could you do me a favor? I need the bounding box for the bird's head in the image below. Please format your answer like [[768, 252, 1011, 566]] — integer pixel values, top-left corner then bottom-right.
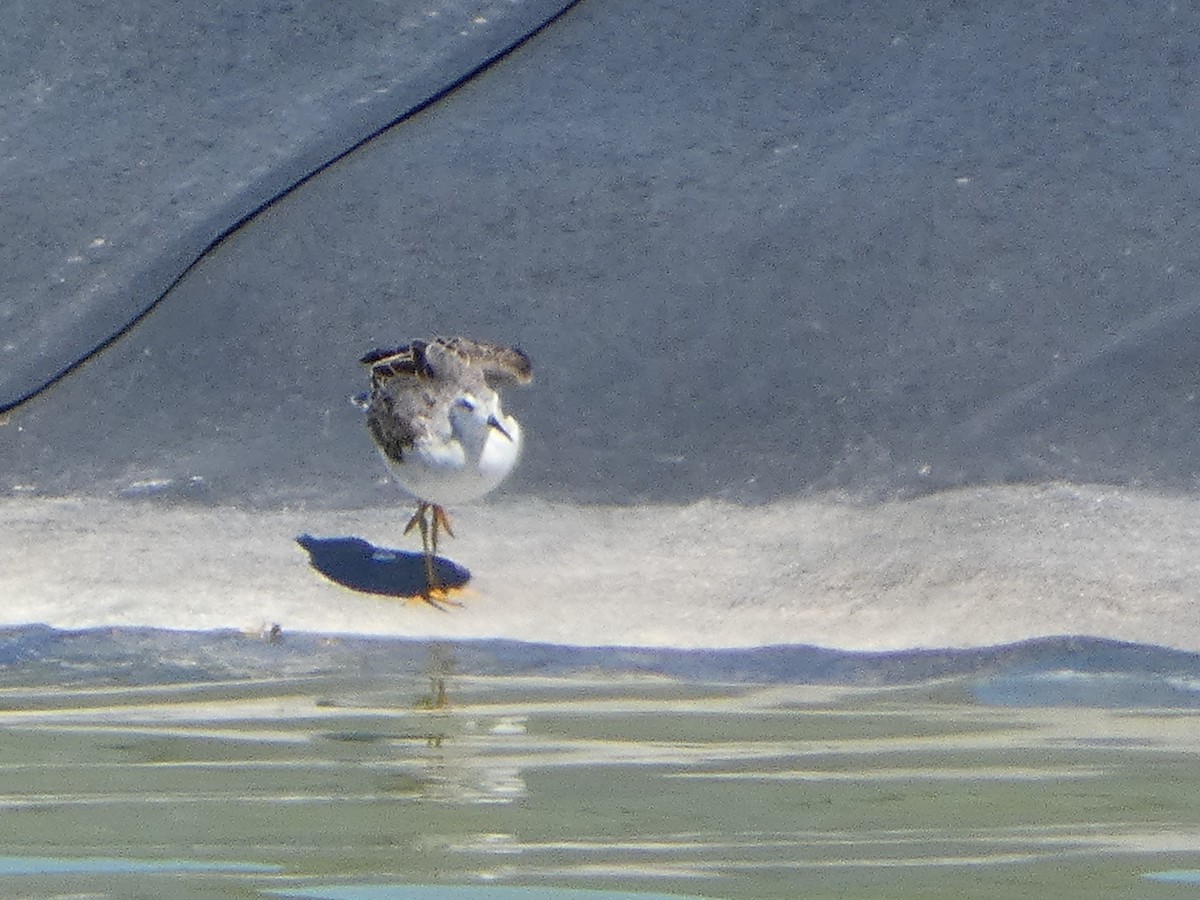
[[450, 393, 513, 443]]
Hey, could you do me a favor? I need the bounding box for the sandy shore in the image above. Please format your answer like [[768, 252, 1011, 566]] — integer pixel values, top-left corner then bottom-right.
[[3, 482, 1198, 651]]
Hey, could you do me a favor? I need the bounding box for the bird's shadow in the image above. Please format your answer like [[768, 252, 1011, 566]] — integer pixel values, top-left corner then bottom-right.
[[296, 534, 470, 599]]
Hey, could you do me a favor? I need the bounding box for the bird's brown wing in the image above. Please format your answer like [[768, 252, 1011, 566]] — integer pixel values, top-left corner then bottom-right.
[[359, 341, 435, 384], [437, 337, 533, 387]]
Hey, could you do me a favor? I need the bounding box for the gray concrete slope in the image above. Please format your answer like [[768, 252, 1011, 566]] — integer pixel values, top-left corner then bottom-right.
[[0, 0, 579, 408], [5, 0, 1200, 506]]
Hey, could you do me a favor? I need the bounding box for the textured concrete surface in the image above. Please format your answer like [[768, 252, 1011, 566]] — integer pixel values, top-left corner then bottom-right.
[[5, 1, 1200, 507], [5, 2, 1200, 651], [0, 0, 577, 408]]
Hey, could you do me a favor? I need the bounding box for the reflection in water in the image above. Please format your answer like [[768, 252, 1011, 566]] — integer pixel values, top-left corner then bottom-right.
[[418, 642, 453, 713], [0, 647, 1197, 897], [412, 642, 531, 805]]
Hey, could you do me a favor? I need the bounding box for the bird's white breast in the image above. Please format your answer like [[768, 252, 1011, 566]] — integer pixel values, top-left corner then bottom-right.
[[385, 414, 522, 506]]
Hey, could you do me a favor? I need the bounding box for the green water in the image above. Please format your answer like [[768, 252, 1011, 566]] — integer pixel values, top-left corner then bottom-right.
[[0, 658, 1197, 899]]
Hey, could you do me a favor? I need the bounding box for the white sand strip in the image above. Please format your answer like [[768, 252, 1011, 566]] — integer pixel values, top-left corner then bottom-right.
[[2, 483, 1198, 651]]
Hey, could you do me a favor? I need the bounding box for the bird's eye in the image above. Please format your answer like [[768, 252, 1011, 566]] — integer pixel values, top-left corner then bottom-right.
[[455, 397, 477, 412]]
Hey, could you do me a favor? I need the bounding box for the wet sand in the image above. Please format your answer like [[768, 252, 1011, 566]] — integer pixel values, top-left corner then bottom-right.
[[4, 482, 1198, 652]]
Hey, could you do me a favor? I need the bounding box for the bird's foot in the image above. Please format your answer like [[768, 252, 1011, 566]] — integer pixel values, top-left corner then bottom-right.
[[401, 502, 465, 609], [416, 585, 464, 612]]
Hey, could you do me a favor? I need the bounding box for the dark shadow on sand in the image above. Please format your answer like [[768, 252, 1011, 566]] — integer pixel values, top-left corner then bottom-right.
[[296, 535, 470, 599]]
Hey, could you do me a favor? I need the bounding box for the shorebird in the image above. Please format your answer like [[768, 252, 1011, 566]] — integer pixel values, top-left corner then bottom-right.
[[358, 337, 532, 604]]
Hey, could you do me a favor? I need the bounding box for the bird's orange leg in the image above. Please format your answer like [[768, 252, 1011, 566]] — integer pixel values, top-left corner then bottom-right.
[[404, 502, 430, 551], [403, 502, 460, 608], [431, 505, 455, 555]]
